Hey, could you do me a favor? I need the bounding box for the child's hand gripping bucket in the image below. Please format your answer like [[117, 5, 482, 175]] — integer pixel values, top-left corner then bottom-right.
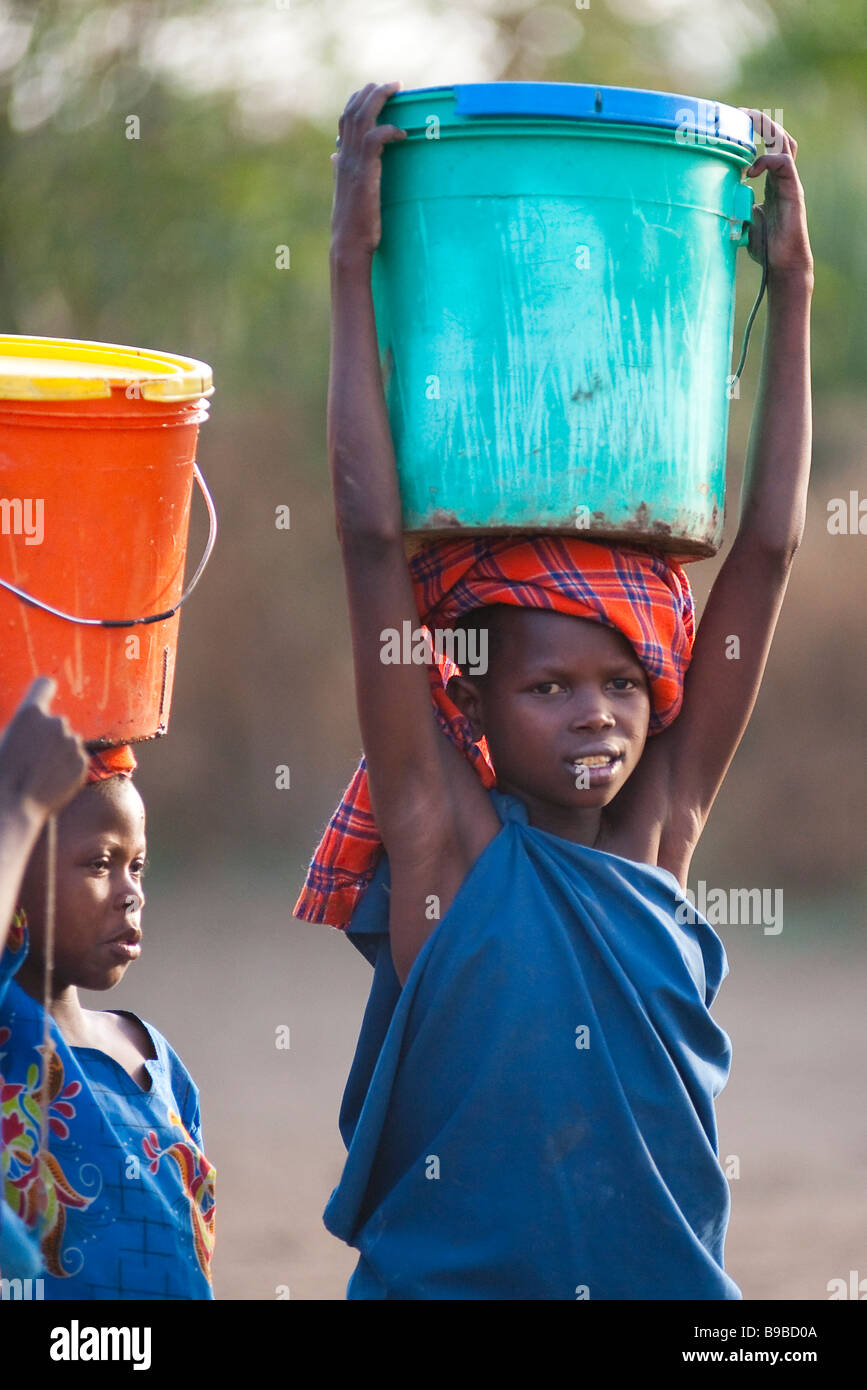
[[373, 83, 758, 556], [0, 336, 216, 745]]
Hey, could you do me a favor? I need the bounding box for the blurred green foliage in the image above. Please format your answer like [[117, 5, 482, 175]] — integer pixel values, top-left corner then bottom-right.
[[2, 0, 865, 412], [1, 3, 332, 411], [1, 0, 865, 891]]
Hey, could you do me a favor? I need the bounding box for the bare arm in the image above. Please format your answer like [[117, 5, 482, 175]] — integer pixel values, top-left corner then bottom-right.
[[659, 112, 814, 845], [0, 679, 88, 954], [328, 84, 500, 975], [328, 82, 452, 821]]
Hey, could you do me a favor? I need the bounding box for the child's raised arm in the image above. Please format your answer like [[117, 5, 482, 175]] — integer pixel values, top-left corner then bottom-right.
[[0, 678, 88, 954], [656, 112, 814, 863], [328, 83, 501, 971]]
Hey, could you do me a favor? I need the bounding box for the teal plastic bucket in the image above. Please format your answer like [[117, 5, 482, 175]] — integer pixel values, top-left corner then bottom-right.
[[372, 83, 756, 557]]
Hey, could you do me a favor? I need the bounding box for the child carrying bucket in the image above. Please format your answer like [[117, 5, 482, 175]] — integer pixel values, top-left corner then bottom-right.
[[0, 679, 216, 1298], [295, 82, 813, 1299]]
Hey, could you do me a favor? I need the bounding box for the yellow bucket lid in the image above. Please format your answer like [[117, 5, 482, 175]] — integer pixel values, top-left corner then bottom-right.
[[0, 335, 214, 402]]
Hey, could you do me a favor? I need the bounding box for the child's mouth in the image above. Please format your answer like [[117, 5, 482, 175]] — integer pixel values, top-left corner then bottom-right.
[[105, 939, 141, 962], [104, 926, 142, 962], [566, 753, 622, 784]]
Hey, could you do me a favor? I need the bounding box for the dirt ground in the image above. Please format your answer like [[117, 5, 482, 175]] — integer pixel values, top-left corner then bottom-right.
[[86, 864, 866, 1302]]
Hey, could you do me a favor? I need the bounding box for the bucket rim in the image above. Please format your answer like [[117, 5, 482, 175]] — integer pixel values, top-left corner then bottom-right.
[[0, 334, 214, 402], [379, 81, 756, 155]]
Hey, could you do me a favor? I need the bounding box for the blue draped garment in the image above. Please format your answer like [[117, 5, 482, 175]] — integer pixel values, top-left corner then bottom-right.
[[324, 788, 741, 1300]]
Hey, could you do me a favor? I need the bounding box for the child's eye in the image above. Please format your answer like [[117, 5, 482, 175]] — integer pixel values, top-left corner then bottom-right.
[[132, 858, 148, 878], [90, 858, 110, 873], [610, 678, 639, 691], [534, 681, 565, 695]]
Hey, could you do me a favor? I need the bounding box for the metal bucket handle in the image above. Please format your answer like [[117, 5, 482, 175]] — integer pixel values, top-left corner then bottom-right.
[[0, 461, 218, 627], [733, 202, 768, 380]]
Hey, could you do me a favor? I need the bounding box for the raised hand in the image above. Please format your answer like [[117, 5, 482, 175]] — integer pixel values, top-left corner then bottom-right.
[[741, 109, 813, 285], [0, 677, 89, 820], [330, 81, 407, 262]]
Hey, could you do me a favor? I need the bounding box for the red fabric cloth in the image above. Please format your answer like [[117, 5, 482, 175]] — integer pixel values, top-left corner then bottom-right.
[[87, 745, 137, 782], [294, 534, 695, 929]]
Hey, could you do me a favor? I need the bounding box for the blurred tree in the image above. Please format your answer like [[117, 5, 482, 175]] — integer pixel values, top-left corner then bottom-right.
[[0, 0, 331, 409], [0, 0, 863, 889], [731, 0, 867, 394], [3, 0, 863, 404]]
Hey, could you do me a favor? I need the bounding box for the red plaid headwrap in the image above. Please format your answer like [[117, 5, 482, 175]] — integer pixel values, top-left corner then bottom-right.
[[294, 534, 695, 928]]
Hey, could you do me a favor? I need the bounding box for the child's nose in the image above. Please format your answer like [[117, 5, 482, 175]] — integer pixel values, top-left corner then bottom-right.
[[120, 881, 144, 912], [570, 701, 616, 732]]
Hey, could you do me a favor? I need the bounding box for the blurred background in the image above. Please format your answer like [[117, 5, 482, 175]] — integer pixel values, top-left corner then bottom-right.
[[2, 0, 865, 1299]]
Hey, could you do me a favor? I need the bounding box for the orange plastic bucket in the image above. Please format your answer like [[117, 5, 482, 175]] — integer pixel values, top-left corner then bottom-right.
[[0, 335, 216, 746]]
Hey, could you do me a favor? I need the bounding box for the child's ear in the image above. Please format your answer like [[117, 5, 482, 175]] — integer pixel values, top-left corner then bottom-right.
[[446, 675, 486, 741]]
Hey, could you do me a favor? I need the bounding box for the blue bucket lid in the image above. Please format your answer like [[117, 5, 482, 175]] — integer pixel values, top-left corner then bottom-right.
[[449, 82, 755, 152]]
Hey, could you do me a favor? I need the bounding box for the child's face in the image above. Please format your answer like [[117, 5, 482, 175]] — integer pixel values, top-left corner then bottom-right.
[[450, 609, 651, 814], [20, 778, 147, 993]]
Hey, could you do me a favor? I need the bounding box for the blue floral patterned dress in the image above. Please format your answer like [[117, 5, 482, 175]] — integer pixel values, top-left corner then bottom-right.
[[0, 914, 215, 1299]]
